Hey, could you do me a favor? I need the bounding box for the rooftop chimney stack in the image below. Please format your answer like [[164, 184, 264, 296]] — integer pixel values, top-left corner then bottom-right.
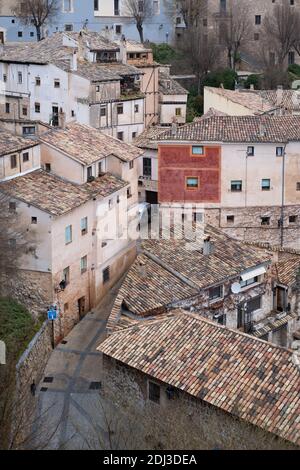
[[203, 236, 214, 256], [58, 108, 66, 129], [71, 50, 78, 71]]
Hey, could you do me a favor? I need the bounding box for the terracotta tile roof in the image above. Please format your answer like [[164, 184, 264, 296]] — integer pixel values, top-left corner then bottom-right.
[[106, 225, 271, 334], [158, 115, 300, 143], [159, 71, 188, 96], [194, 108, 228, 121], [99, 312, 300, 446], [253, 312, 297, 339], [64, 31, 120, 52], [277, 255, 300, 286], [0, 169, 128, 216], [141, 225, 271, 289], [111, 253, 198, 317], [133, 126, 168, 150], [0, 33, 142, 83], [0, 127, 38, 157], [40, 122, 143, 164]]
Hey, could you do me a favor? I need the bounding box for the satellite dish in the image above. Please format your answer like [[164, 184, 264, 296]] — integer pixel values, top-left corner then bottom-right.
[[231, 282, 241, 294]]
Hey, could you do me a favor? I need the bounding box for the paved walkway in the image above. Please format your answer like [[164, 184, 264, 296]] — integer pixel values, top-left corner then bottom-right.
[[32, 279, 123, 450]]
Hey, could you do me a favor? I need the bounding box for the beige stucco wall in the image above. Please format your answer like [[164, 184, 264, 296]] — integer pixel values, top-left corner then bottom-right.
[[204, 87, 255, 116], [0, 145, 40, 180]]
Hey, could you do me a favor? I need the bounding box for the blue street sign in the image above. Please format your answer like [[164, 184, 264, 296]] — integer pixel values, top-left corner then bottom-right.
[[48, 309, 57, 321]]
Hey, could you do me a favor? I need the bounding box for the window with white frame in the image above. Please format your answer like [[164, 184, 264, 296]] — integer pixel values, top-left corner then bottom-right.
[[65, 225, 72, 244], [63, 0, 73, 12]]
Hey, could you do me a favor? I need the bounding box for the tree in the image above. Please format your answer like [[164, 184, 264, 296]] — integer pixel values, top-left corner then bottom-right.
[[176, 0, 205, 29], [123, 0, 154, 43], [218, 2, 251, 71], [12, 0, 59, 42]]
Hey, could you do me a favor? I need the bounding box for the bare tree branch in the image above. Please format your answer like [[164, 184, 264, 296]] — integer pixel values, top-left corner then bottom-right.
[[12, 0, 59, 41], [123, 0, 154, 43]]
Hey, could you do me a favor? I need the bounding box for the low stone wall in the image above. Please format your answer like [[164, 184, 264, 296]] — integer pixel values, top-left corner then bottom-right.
[[11, 321, 53, 448]]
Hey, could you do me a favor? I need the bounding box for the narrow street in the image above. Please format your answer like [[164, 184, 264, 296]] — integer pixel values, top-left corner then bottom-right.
[[31, 279, 124, 450]]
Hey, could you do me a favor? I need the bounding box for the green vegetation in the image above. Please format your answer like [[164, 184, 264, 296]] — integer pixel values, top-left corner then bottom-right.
[[288, 63, 300, 77], [0, 298, 41, 361], [203, 68, 238, 90], [187, 86, 203, 122], [244, 74, 262, 90], [150, 43, 181, 64]]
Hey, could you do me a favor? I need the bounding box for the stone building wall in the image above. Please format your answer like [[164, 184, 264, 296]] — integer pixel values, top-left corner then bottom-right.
[[0, 269, 53, 320], [205, 206, 300, 250], [102, 355, 297, 450]]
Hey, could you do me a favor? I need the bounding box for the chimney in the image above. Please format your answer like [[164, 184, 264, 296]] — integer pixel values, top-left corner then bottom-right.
[[203, 236, 214, 256], [171, 118, 178, 136], [259, 123, 266, 137], [71, 50, 78, 71], [276, 85, 283, 106], [58, 108, 66, 129]]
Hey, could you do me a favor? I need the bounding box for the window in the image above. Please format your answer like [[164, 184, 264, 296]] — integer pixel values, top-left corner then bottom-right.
[[143, 157, 152, 177], [186, 177, 199, 190], [114, 0, 120, 15], [192, 146, 204, 156], [117, 131, 124, 141], [209, 285, 223, 301], [148, 381, 160, 403], [134, 104, 139, 113], [227, 215, 234, 223], [23, 152, 29, 162], [9, 201, 16, 212], [18, 72, 23, 84], [30, 32, 34, 37], [35, 102, 40, 113], [63, 267, 70, 286], [255, 15, 261, 25], [80, 255, 87, 274], [261, 216, 270, 226], [276, 147, 284, 156], [5, 103, 10, 114], [215, 314, 226, 325], [117, 103, 123, 114], [64, 303, 69, 312], [261, 179, 271, 191], [63, 0, 73, 12], [289, 215, 297, 224], [35, 77, 41, 86], [81, 217, 88, 235], [153, 0, 159, 15], [115, 25, 122, 35], [117, 195, 120, 204], [87, 166, 93, 180], [132, 131, 137, 139], [129, 161, 134, 170], [94, 0, 99, 10], [247, 146, 254, 156], [247, 296, 262, 313], [10, 154, 17, 169], [100, 106, 106, 116], [31, 216, 37, 225], [254, 33, 260, 41], [103, 266, 110, 284], [175, 108, 181, 116], [297, 182, 300, 191], [18, 31, 23, 38], [22, 106, 28, 116], [288, 51, 295, 65], [65, 225, 72, 244], [65, 24, 73, 31], [3, 74, 7, 83], [127, 187, 132, 199], [54, 79, 60, 88], [231, 180, 242, 192], [23, 126, 35, 135], [240, 276, 259, 288], [45, 163, 51, 172]]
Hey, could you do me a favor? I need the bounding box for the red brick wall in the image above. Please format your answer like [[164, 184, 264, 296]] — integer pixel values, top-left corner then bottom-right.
[[158, 144, 221, 203]]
